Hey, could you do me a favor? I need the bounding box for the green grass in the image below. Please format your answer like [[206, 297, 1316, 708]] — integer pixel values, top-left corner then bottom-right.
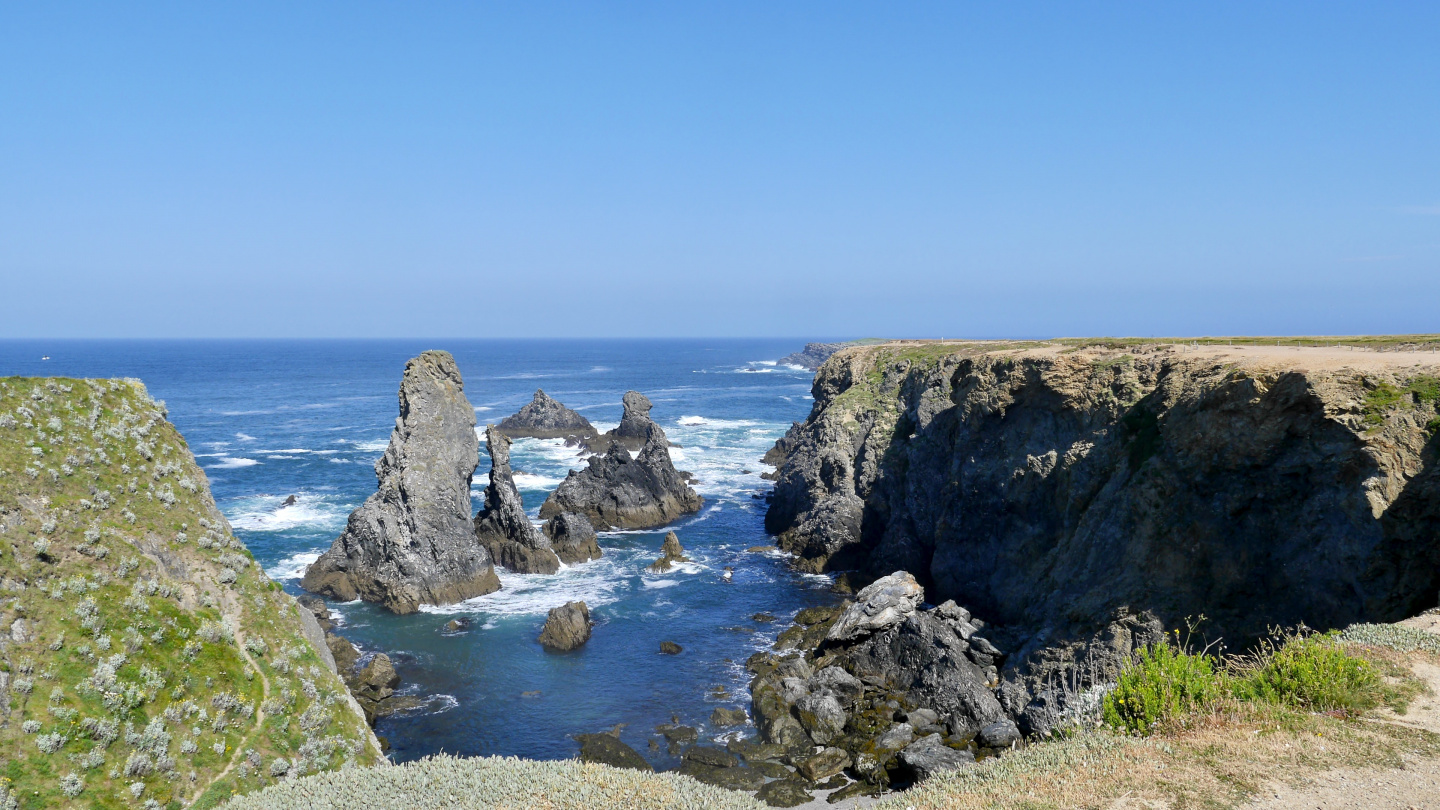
[[0, 376, 379, 809], [1235, 634, 1382, 713]]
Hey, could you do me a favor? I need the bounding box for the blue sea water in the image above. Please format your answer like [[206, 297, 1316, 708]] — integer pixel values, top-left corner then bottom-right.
[[0, 339, 837, 767]]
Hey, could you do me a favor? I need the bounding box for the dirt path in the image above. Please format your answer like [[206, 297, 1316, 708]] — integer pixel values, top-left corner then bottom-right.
[[1239, 615, 1440, 810], [187, 624, 272, 807]]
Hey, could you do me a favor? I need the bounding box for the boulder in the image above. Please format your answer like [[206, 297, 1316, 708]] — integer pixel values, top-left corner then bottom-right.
[[576, 732, 651, 772], [474, 426, 561, 575], [825, 571, 924, 642], [442, 618, 471, 633], [682, 746, 738, 769], [978, 718, 1020, 748], [795, 747, 851, 781], [809, 666, 864, 707], [876, 722, 915, 752], [711, 706, 748, 727], [352, 653, 400, 701], [659, 640, 683, 655], [543, 512, 602, 564], [537, 601, 592, 651], [677, 762, 764, 791], [646, 532, 689, 573], [795, 693, 847, 745], [327, 634, 359, 672], [755, 777, 812, 807], [496, 389, 599, 445], [898, 734, 974, 782], [540, 395, 701, 530], [302, 351, 500, 614]]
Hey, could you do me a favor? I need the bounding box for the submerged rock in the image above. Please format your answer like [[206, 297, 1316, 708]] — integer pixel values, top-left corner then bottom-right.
[[496, 389, 599, 445], [543, 511, 603, 564], [646, 531, 689, 573], [539, 428, 702, 531], [711, 706, 747, 727], [302, 351, 500, 614], [538, 601, 592, 651], [576, 732, 652, 772], [659, 641, 683, 655], [474, 426, 561, 574]]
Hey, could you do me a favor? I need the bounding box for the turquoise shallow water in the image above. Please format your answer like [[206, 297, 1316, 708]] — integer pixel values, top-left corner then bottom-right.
[[0, 339, 839, 767]]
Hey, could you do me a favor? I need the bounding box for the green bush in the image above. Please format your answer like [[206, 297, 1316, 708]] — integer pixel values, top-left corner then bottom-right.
[[1237, 634, 1381, 713], [1102, 641, 1226, 735], [1363, 382, 1407, 426], [1410, 375, 1440, 404], [1426, 416, 1440, 436]]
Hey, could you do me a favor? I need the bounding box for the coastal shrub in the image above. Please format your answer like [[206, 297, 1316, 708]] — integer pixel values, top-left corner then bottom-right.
[[59, 772, 83, 798], [1363, 382, 1407, 426], [1427, 416, 1440, 436], [1102, 641, 1226, 735], [1410, 374, 1440, 404], [1237, 633, 1381, 712]]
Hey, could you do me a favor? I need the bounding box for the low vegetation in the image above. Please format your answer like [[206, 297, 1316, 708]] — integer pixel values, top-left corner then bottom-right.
[[0, 377, 379, 810]]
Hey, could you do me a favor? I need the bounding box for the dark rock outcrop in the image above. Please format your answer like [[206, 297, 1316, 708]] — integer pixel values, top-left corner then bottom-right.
[[576, 732, 652, 772], [767, 342, 1440, 649], [596, 391, 669, 451], [539, 432, 702, 531], [660, 641, 683, 655], [538, 601, 592, 651], [543, 511, 603, 564], [496, 389, 599, 445], [474, 426, 561, 574], [646, 531, 689, 573], [303, 351, 500, 614], [778, 342, 849, 371]]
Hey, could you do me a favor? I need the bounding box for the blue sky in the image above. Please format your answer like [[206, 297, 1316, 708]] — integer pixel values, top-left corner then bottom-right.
[[2, 2, 1437, 339]]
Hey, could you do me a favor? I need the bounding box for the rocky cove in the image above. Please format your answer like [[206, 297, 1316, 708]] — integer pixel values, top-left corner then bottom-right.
[[8, 338, 1440, 808]]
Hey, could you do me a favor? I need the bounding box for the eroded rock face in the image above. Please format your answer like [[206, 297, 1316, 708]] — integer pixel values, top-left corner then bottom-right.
[[539, 432, 702, 531], [496, 389, 598, 445], [303, 351, 500, 614], [767, 343, 1440, 647], [474, 426, 561, 575], [603, 391, 668, 451], [538, 601, 592, 651], [543, 512, 602, 564]]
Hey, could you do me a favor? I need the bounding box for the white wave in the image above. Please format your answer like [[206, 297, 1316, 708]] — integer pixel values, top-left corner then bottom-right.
[[475, 406, 493, 412], [782, 364, 809, 372], [572, 402, 622, 412], [236, 433, 256, 442], [750, 360, 778, 367], [734, 368, 773, 374], [419, 556, 630, 616], [203, 441, 231, 450], [266, 551, 322, 581], [329, 458, 353, 464], [265, 455, 298, 460], [644, 579, 678, 589], [335, 438, 389, 453], [227, 493, 350, 533], [258, 448, 341, 455], [207, 457, 260, 469], [513, 472, 565, 490], [589, 366, 611, 373], [678, 415, 706, 426]]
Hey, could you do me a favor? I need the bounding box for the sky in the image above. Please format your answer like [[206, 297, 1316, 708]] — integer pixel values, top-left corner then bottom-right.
[[1, 2, 1437, 339]]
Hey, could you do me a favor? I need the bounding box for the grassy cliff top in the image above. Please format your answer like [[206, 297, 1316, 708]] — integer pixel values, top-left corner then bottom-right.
[[0, 377, 379, 810]]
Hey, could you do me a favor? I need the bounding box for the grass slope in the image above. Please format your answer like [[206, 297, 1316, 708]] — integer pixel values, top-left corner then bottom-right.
[[0, 377, 379, 810]]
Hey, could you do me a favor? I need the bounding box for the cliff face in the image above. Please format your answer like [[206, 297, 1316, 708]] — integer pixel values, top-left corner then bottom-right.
[[767, 342, 1440, 646], [0, 376, 381, 808], [303, 351, 499, 614]]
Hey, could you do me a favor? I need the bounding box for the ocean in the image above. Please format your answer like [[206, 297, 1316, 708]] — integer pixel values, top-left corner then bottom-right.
[[0, 339, 838, 767]]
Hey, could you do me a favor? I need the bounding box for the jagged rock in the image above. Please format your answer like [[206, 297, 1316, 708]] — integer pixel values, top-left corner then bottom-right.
[[496, 389, 599, 445], [978, 717, 1020, 748], [543, 512, 602, 564], [475, 426, 560, 574], [352, 653, 401, 702], [538, 601, 592, 651], [303, 351, 500, 614], [795, 747, 851, 781], [826, 571, 923, 642], [327, 634, 360, 672], [602, 391, 669, 451], [540, 430, 702, 531], [899, 734, 974, 781], [659, 640, 683, 655], [576, 732, 651, 772], [757, 777, 812, 807], [646, 531, 689, 573], [810, 666, 864, 707], [877, 722, 915, 752]]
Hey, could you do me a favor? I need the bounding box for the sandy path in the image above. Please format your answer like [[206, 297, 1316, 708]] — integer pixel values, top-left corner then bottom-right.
[[1239, 615, 1440, 810]]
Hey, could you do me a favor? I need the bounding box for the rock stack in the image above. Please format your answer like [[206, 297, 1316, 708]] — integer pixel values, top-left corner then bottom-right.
[[496, 389, 599, 446], [537, 601, 592, 651], [474, 426, 561, 574], [646, 531, 688, 573], [302, 351, 500, 614], [538, 396, 701, 530]]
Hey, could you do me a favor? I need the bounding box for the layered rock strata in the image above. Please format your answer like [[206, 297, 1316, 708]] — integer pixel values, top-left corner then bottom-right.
[[496, 389, 599, 445], [474, 426, 561, 574], [539, 433, 702, 531], [303, 351, 500, 613]]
